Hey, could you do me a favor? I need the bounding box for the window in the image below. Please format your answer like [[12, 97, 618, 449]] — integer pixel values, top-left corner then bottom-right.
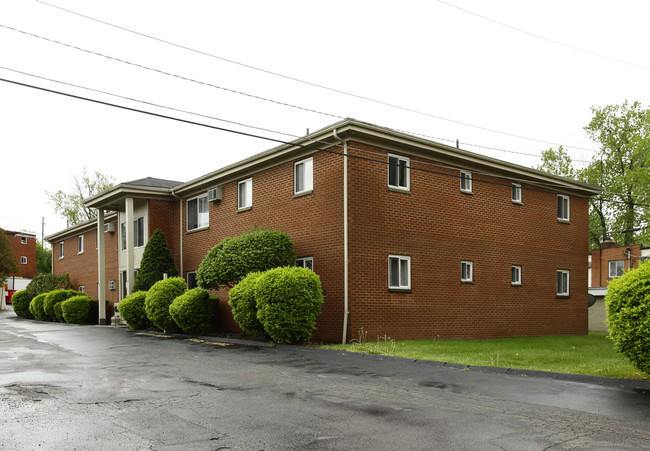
[[388, 255, 410, 289], [78, 285, 85, 293], [78, 235, 84, 254], [388, 154, 410, 190], [557, 195, 570, 221], [460, 171, 472, 193], [238, 178, 253, 210], [511, 265, 522, 285], [20, 237, 27, 244], [120, 223, 126, 251], [295, 257, 314, 271], [187, 194, 209, 231], [512, 184, 522, 203], [187, 271, 198, 289], [461, 261, 473, 282], [133, 217, 144, 247], [59, 242, 64, 259], [20, 256, 27, 264], [295, 157, 314, 194], [557, 270, 570, 296], [609, 260, 624, 278]]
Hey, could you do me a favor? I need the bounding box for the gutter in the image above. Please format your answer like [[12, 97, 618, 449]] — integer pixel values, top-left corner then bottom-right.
[[333, 128, 349, 344]]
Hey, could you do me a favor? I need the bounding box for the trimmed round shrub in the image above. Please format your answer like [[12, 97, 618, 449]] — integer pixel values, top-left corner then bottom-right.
[[29, 293, 48, 320], [53, 302, 64, 322], [606, 262, 650, 375], [61, 296, 93, 325], [11, 290, 33, 319], [118, 291, 150, 330], [145, 277, 187, 333], [169, 288, 219, 335], [255, 267, 324, 344], [44, 290, 85, 322], [228, 272, 266, 337]]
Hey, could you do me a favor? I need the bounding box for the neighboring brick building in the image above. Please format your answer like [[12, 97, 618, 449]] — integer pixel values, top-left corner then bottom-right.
[[588, 240, 650, 331], [47, 119, 601, 342]]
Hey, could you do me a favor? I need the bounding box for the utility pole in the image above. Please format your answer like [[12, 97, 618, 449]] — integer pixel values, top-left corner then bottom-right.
[[41, 216, 45, 244]]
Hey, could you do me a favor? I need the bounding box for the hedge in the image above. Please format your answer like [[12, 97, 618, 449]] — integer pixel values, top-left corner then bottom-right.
[[11, 290, 33, 319], [169, 288, 218, 335], [145, 277, 187, 333], [44, 290, 85, 322], [606, 261, 650, 374], [29, 293, 48, 320], [118, 291, 150, 330], [255, 266, 323, 343], [228, 272, 266, 337], [61, 296, 93, 325]]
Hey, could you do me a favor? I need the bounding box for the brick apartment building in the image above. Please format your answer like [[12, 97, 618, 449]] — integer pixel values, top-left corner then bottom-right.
[[47, 119, 601, 342], [588, 240, 650, 331], [3, 229, 37, 284]]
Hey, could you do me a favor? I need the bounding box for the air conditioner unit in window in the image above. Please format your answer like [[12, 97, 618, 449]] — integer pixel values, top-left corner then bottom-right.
[[104, 222, 115, 233], [207, 186, 223, 202], [108, 280, 116, 290]]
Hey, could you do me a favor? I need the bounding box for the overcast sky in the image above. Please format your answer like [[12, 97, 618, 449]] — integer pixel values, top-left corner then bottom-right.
[[1, 0, 649, 242]]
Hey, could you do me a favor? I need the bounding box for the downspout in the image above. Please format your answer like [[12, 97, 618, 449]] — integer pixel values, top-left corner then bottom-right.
[[333, 128, 349, 344]]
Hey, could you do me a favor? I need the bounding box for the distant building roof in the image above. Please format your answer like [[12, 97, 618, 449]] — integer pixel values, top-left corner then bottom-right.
[[122, 177, 183, 189]]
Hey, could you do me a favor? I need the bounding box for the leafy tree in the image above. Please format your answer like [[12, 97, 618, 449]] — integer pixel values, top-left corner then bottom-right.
[[46, 167, 115, 227], [36, 241, 52, 274], [0, 228, 19, 282], [197, 228, 295, 289], [538, 101, 650, 249], [133, 229, 179, 292], [25, 273, 73, 300]]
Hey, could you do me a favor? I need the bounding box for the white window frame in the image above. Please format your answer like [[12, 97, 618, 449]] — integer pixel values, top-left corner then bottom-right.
[[294, 157, 314, 195], [20, 256, 27, 265], [133, 217, 145, 248], [59, 242, 64, 259], [608, 260, 624, 278], [187, 194, 209, 231], [460, 171, 472, 193], [78, 235, 84, 254], [295, 257, 314, 271], [511, 265, 522, 286], [557, 270, 570, 296], [557, 195, 570, 221], [78, 285, 85, 293], [20, 237, 27, 244], [238, 178, 253, 210], [388, 154, 410, 191], [461, 261, 473, 282], [512, 183, 522, 204], [388, 255, 411, 290]]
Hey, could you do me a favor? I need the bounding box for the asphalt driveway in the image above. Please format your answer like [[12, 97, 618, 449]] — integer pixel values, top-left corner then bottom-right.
[[1, 308, 649, 450]]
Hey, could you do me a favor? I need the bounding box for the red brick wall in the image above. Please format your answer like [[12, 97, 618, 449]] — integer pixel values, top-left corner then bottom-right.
[[6, 232, 37, 279], [590, 243, 643, 287], [345, 142, 590, 340], [181, 150, 345, 342]]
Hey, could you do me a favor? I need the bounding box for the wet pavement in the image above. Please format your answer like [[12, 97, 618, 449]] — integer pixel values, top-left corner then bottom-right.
[[1, 308, 649, 450]]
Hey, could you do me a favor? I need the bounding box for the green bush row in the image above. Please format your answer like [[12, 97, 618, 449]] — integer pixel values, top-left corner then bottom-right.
[[229, 266, 323, 343], [15, 288, 98, 325]]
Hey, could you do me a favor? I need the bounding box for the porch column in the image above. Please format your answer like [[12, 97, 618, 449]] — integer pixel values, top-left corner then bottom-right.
[[125, 197, 135, 297], [97, 209, 107, 324]]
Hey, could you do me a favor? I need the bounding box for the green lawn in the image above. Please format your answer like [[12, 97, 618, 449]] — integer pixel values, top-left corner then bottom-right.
[[322, 332, 648, 380]]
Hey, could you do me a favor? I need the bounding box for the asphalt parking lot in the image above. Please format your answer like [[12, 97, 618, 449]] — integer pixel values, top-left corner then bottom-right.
[[1, 309, 649, 450]]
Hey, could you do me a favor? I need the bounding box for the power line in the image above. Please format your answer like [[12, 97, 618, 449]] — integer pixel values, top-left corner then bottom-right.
[[29, 1, 597, 153], [436, 0, 650, 72], [3, 75, 620, 209]]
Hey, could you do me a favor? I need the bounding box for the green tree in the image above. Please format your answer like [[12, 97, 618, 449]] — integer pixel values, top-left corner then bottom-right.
[[46, 167, 115, 227], [196, 228, 296, 289], [25, 273, 73, 300], [538, 101, 650, 249], [36, 241, 52, 274], [0, 228, 19, 282], [133, 229, 179, 292]]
